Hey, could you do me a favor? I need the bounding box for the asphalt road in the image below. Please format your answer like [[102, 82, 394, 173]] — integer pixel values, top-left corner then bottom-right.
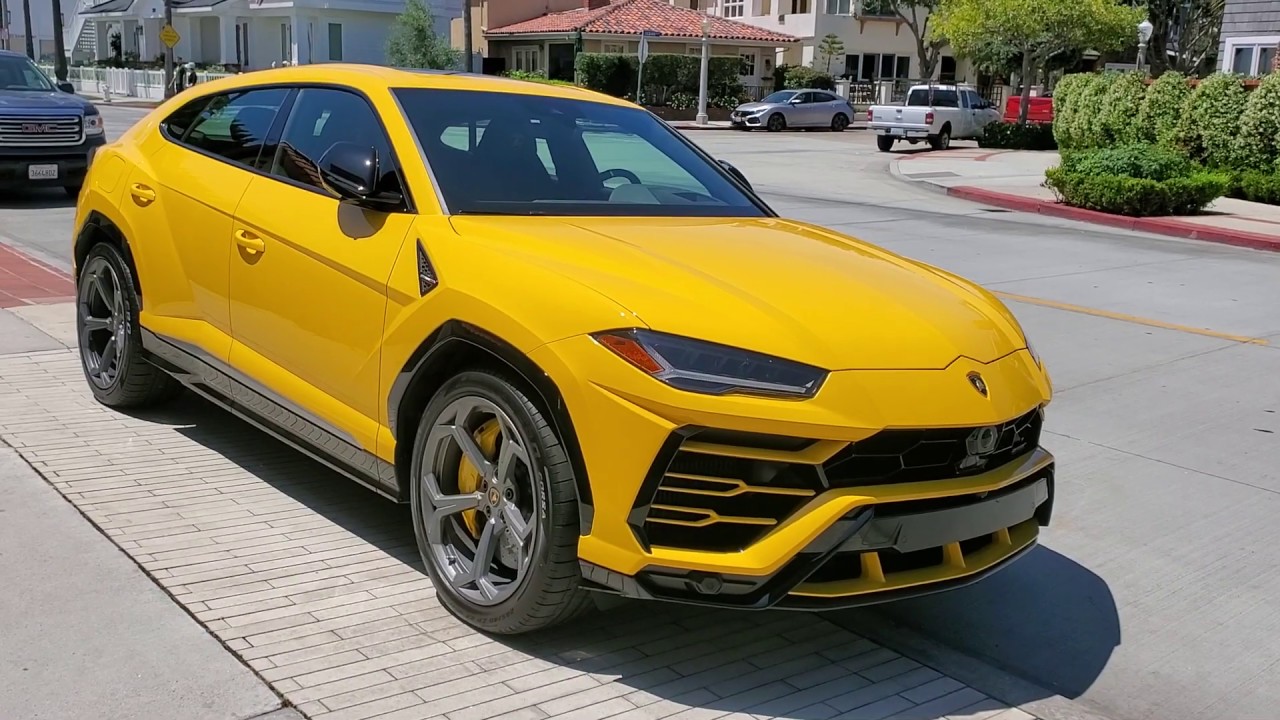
[[3, 105, 1280, 720]]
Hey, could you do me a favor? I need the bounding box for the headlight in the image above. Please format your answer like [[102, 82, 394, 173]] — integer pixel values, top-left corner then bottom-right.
[[84, 113, 105, 136], [593, 329, 826, 398]]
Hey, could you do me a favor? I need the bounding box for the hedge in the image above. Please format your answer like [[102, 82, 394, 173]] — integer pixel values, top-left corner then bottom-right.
[[501, 69, 576, 87], [1045, 168, 1228, 216], [573, 52, 743, 106], [1062, 72, 1113, 149], [1098, 72, 1147, 145], [1174, 72, 1248, 169], [978, 122, 1057, 150], [783, 65, 836, 90], [1058, 143, 1194, 182], [1235, 73, 1280, 172], [1234, 171, 1280, 205], [1136, 71, 1191, 146], [1050, 73, 1088, 150]]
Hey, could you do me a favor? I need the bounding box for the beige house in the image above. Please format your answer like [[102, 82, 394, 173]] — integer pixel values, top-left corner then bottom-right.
[[452, 0, 797, 95]]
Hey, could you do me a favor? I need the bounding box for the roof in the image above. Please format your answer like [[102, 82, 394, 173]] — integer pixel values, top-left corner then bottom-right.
[[80, 0, 133, 14], [486, 0, 798, 44]]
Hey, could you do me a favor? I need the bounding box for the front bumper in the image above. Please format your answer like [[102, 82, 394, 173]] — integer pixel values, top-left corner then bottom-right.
[[730, 112, 764, 127], [532, 335, 1054, 611], [0, 136, 104, 189]]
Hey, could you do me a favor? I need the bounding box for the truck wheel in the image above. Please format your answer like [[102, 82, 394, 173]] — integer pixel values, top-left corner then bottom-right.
[[876, 135, 895, 152], [831, 113, 849, 132], [929, 126, 952, 150], [766, 113, 786, 132]]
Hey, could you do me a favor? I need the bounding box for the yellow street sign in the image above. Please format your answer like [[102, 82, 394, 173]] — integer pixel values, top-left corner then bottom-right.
[[159, 24, 180, 48]]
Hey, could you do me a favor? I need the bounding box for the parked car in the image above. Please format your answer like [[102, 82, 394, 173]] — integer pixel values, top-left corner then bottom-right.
[[867, 84, 1001, 152], [74, 64, 1054, 635], [0, 50, 106, 196], [731, 88, 854, 132]]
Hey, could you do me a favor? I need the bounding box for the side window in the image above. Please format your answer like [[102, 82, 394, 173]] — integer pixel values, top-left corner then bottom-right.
[[794, 92, 814, 104], [180, 88, 290, 168], [269, 87, 403, 200], [161, 96, 211, 139], [815, 92, 838, 103]]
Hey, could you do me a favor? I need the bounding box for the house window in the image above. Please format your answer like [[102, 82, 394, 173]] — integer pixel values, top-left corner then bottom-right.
[[790, 0, 810, 13], [1226, 37, 1280, 75], [860, 0, 896, 17], [513, 46, 540, 73], [602, 42, 627, 54], [859, 53, 908, 80], [740, 50, 756, 76], [328, 23, 343, 62], [825, 0, 852, 14], [843, 54, 858, 78], [280, 23, 293, 62], [723, 0, 745, 17]]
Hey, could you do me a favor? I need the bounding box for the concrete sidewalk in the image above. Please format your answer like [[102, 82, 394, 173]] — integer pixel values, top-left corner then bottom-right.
[[888, 148, 1280, 252]]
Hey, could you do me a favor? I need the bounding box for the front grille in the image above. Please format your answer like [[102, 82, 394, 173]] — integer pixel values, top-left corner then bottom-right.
[[0, 114, 84, 147], [822, 407, 1042, 488]]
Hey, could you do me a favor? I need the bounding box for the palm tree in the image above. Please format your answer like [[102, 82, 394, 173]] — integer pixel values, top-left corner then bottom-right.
[[51, 0, 68, 80], [21, 0, 33, 59]]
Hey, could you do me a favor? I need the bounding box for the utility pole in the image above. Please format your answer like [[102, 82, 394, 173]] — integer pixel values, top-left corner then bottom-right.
[[51, 0, 67, 80], [21, 0, 32, 58], [461, 0, 472, 72], [162, 0, 173, 97], [0, 0, 9, 51]]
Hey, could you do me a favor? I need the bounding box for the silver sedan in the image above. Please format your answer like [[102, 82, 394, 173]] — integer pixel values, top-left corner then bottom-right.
[[730, 89, 855, 132]]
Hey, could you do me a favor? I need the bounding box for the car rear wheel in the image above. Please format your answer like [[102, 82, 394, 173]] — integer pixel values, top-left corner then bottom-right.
[[410, 370, 592, 635], [766, 113, 786, 132], [876, 135, 895, 152], [831, 113, 849, 132], [76, 243, 181, 408], [930, 127, 952, 150]]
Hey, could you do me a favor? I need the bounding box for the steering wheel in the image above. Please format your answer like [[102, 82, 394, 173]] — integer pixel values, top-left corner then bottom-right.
[[599, 168, 641, 186]]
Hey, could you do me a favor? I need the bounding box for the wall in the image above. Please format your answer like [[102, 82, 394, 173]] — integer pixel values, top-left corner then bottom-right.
[[0, 0, 59, 60], [1217, 0, 1280, 72]]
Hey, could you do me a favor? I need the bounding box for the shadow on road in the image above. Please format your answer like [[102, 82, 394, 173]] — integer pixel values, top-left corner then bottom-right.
[[136, 391, 1115, 718], [0, 189, 77, 210]]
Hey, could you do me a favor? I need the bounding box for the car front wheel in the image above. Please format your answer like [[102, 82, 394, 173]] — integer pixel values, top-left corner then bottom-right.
[[410, 370, 592, 635], [767, 113, 786, 132]]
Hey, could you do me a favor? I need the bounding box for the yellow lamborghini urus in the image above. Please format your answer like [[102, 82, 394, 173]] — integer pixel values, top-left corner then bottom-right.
[[72, 65, 1054, 634]]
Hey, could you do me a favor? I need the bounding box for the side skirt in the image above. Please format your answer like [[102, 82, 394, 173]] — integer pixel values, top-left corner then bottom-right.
[[140, 329, 401, 502]]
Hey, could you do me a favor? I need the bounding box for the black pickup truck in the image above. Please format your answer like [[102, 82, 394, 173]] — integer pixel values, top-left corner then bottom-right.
[[0, 50, 106, 197]]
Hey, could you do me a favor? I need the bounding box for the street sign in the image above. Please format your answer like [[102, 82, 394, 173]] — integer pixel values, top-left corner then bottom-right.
[[641, 29, 662, 37], [638, 34, 649, 63], [159, 24, 180, 48]]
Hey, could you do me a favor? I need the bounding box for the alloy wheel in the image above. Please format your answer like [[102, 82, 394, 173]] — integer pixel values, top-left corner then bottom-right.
[[419, 396, 540, 607], [77, 256, 128, 390]]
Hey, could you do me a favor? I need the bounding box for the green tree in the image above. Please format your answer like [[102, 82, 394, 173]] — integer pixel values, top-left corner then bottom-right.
[[387, 0, 460, 70], [815, 33, 845, 74], [878, 0, 947, 79], [932, 0, 1141, 123]]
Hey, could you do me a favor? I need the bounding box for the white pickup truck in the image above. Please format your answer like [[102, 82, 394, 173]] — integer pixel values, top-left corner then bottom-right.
[[867, 84, 1001, 152]]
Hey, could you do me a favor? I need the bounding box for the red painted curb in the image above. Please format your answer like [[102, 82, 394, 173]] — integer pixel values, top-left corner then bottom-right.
[[947, 185, 1280, 253]]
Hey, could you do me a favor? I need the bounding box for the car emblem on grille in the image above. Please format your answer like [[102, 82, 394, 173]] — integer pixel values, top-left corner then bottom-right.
[[20, 123, 53, 134], [967, 371, 988, 397]]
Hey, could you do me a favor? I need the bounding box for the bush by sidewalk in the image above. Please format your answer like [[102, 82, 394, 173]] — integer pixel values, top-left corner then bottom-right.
[[978, 122, 1057, 150], [1045, 144, 1229, 217]]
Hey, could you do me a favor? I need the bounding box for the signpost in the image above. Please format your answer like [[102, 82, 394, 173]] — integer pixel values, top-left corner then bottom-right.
[[160, 24, 180, 48], [637, 29, 660, 105]]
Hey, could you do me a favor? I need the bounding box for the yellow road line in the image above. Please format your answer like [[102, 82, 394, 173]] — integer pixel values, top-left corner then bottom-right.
[[993, 291, 1271, 346]]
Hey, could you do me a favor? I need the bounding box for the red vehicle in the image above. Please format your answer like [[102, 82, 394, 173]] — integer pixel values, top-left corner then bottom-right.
[[1003, 95, 1054, 124]]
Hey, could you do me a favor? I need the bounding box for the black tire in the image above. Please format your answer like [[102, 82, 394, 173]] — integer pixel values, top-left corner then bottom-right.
[[766, 113, 786, 132], [410, 370, 592, 635], [831, 113, 849, 132], [930, 126, 952, 150], [76, 242, 181, 408], [876, 134, 895, 152]]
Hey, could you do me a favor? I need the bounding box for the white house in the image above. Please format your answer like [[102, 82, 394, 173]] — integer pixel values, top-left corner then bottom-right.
[[67, 0, 460, 70]]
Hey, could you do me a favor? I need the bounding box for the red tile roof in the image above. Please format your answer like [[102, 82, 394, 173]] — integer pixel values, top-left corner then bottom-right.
[[486, 0, 798, 44]]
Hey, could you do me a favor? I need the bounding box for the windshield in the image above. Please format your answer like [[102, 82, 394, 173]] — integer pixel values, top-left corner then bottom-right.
[[0, 55, 54, 91], [760, 91, 798, 104], [393, 88, 767, 218]]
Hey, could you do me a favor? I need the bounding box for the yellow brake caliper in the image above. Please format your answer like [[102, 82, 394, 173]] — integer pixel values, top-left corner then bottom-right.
[[456, 419, 501, 539]]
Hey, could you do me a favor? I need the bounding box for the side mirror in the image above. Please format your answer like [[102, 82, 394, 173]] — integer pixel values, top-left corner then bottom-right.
[[318, 141, 402, 210], [57, 81, 75, 94], [717, 159, 752, 191]]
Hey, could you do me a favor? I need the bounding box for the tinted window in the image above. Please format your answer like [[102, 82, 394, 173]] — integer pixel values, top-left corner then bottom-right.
[[0, 55, 53, 91], [761, 90, 798, 104], [181, 88, 290, 168], [162, 97, 211, 139], [394, 88, 765, 218], [906, 88, 959, 107], [794, 92, 816, 103], [814, 92, 839, 103], [268, 87, 402, 199]]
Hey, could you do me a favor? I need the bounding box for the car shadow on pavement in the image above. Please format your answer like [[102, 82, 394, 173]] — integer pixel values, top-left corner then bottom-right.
[[0, 189, 77, 210], [141, 391, 1108, 719]]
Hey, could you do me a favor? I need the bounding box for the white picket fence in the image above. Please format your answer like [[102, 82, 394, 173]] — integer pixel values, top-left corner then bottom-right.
[[40, 64, 234, 101]]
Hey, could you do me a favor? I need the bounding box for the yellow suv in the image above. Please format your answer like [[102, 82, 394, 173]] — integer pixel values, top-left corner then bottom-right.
[[72, 65, 1054, 634]]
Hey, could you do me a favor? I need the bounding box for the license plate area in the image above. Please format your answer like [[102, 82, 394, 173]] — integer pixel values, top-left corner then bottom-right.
[[28, 164, 59, 180]]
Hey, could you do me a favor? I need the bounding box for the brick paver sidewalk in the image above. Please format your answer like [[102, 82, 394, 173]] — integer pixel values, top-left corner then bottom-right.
[[0, 344, 1037, 720]]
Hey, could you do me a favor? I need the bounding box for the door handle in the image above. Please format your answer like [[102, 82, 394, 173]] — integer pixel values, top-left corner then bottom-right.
[[234, 229, 266, 254], [129, 183, 156, 205]]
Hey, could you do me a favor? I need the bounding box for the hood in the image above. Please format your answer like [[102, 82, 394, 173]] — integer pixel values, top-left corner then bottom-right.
[[0, 90, 93, 112], [734, 102, 772, 113], [449, 216, 1026, 371]]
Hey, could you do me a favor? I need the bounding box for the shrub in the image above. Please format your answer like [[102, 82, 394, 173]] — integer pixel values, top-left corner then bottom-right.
[[783, 65, 836, 90], [574, 53, 742, 105], [1058, 143, 1195, 182], [1137, 71, 1191, 146], [1067, 72, 1114, 149], [575, 53, 633, 98], [1235, 171, 1280, 205], [1045, 167, 1228, 216], [1098, 71, 1146, 144], [1235, 73, 1280, 171], [1174, 72, 1248, 169], [1051, 73, 1088, 149], [501, 69, 576, 87], [979, 121, 1057, 150], [668, 91, 696, 110]]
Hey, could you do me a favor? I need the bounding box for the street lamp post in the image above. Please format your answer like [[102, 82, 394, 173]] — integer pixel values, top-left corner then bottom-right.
[[1136, 19, 1153, 73], [696, 14, 710, 126]]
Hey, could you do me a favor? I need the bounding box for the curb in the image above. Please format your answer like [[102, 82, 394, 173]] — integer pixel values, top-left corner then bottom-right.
[[947, 185, 1280, 253]]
